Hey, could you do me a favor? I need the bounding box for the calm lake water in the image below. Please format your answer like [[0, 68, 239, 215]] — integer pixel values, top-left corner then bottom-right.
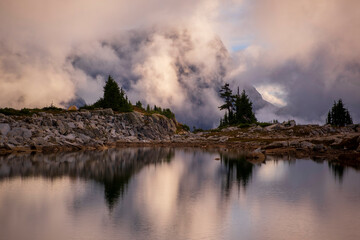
[[0, 148, 360, 240]]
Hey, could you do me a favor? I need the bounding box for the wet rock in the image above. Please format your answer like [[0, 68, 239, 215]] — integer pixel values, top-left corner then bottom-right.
[[4, 143, 15, 150], [313, 144, 327, 152]]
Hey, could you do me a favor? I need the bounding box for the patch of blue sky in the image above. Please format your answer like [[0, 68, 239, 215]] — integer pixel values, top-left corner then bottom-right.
[[231, 44, 249, 52]]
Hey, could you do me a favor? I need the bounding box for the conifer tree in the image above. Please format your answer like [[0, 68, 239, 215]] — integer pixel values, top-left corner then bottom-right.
[[135, 101, 142, 108], [234, 90, 257, 124], [103, 76, 122, 110], [218, 83, 257, 127], [219, 83, 235, 123], [93, 75, 133, 112], [326, 99, 353, 127]]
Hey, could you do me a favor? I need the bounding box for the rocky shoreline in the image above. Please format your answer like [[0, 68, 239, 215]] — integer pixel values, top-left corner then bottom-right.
[[0, 109, 178, 154], [1, 110, 360, 167]]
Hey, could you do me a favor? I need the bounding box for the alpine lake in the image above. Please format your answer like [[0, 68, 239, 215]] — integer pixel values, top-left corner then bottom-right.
[[0, 147, 359, 240]]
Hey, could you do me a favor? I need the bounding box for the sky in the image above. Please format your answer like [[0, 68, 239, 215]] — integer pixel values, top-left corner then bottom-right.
[[0, 0, 359, 128]]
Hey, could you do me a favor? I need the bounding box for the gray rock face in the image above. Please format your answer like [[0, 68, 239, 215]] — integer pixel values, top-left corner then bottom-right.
[[7, 127, 32, 139], [0, 110, 180, 152], [0, 123, 10, 136]]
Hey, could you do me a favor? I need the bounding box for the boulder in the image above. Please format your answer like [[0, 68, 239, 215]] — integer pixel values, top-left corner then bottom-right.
[[0, 123, 10, 136], [313, 144, 327, 152], [283, 120, 296, 127], [80, 110, 92, 119], [331, 136, 359, 150], [64, 134, 76, 141], [265, 124, 285, 131], [67, 122, 76, 128], [264, 141, 288, 149], [300, 141, 315, 149], [7, 127, 32, 139]]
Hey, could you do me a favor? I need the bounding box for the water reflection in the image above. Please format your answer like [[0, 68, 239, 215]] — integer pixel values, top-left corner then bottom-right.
[[0, 148, 174, 209], [328, 162, 346, 183], [219, 153, 254, 193], [1, 149, 360, 240]]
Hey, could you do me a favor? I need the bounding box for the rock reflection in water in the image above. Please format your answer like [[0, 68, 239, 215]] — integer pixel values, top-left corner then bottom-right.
[[0, 148, 174, 209]]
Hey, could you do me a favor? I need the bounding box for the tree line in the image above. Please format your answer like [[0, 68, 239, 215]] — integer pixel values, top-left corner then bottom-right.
[[135, 101, 175, 119], [81, 75, 175, 119], [218, 83, 354, 128]]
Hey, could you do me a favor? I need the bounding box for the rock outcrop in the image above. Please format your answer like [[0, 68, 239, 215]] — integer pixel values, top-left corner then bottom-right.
[[0, 110, 178, 153]]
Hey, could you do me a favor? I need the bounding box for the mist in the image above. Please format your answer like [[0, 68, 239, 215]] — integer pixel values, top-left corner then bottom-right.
[[1, 0, 359, 128]]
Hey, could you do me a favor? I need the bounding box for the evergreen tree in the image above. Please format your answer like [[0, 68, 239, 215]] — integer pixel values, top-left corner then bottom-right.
[[219, 83, 235, 124], [102, 76, 122, 110], [234, 90, 257, 124], [326, 99, 353, 126], [224, 112, 229, 125], [93, 75, 133, 112], [135, 101, 142, 108], [218, 83, 257, 127]]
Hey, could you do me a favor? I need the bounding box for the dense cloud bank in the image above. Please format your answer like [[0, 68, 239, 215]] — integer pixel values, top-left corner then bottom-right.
[[0, 0, 359, 128]]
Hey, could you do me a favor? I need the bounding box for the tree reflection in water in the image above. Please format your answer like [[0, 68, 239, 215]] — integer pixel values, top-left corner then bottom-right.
[[328, 162, 346, 183], [219, 153, 254, 194], [0, 148, 358, 211]]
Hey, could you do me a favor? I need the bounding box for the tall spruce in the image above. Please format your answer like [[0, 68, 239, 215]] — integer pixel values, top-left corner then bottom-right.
[[234, 89, 257, 124], [326, 99, 352, 127], [219, 83, 235, 124]]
